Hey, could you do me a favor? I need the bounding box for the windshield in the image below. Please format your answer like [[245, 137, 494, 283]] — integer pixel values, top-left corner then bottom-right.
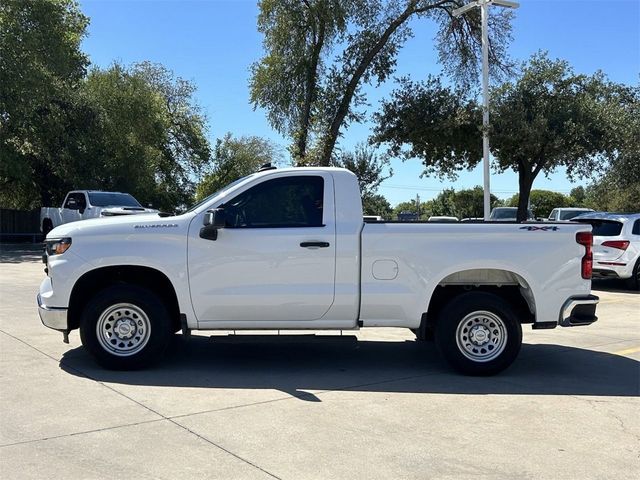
[[88, 192, 142, 207], [560, 210, 590, 220], [185, 174, 255, 213], [491, 208, 534, 220]]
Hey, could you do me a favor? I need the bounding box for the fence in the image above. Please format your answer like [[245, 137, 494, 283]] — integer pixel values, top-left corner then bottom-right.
[[0, 209, 42, 242]]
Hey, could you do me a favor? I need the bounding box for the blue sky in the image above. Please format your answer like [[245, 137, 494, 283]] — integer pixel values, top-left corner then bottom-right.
[[80, 0, 640, 205]]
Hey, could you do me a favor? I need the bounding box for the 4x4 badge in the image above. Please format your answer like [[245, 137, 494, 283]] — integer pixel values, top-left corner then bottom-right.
[[519, 226, 559, 231]]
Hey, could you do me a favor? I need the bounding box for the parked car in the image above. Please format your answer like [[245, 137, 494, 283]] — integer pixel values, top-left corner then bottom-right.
[[38, 166, 598, 375], [428, 216, 458, 222], [572, 212, 640, 290], [489, 207, 535, 221], [41, 191, 159, 234], [548, 208, 594, 221]]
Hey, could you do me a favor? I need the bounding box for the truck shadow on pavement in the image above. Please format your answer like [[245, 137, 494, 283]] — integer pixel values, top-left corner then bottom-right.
[[0, 243, 42, 264], [59, 335, 640, 400]]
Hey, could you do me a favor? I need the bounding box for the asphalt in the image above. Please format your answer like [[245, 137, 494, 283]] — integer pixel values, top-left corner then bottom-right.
[[0, 243, 638, 479]]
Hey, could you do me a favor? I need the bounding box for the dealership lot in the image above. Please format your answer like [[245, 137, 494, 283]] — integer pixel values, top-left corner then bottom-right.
[[0, 244, 638, 479]]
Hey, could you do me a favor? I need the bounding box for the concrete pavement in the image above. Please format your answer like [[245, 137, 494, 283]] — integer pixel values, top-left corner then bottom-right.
[[1, 244, 638, 479]]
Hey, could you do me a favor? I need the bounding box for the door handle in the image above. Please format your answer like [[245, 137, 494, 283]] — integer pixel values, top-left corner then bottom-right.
[[300, 241, 330, 248]]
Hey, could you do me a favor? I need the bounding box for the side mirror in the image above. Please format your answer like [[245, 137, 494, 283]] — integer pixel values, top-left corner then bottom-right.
[[78, 207, 85, 215], [203, 208, 226, 228], [200, 208, 226, 241]]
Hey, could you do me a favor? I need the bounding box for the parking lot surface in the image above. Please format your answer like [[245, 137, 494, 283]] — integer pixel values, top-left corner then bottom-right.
[[1, 244, 638, 479]]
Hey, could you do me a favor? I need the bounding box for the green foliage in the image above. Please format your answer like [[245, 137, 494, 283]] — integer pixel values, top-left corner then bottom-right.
[[583, 180, 640, 213], [362, 193, 392, 218], [195, 134, 281, 201], [372, 76, 482, 179], [424, 187, 501, 219], [332, 143, 392, 197], [0, 0, 89, 208], [0, 1, 212, 211], [569, 186, 586, 206], [251, 0, 514, 166], [393, 199, 427, 220], [582, 82, 640, 213], [373, 52, 629, 222], [79, 63, 211, 210], [507, 190, 573, 218], [490, 53, 618, 220]]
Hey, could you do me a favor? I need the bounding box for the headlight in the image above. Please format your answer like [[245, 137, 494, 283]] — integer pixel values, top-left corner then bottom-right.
[[45, 237, 72, 256]]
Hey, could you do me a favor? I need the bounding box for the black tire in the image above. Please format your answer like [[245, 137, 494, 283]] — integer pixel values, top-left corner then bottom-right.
[[625, 259, 640, 291], [80, 285, 172, 370], [435, 291, 522, 376], [42, 219, 53, 236]]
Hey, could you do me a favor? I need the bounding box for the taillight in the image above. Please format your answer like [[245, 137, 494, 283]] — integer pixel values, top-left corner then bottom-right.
[[601, 240, 630, 250], [576, 231, 593, 280]]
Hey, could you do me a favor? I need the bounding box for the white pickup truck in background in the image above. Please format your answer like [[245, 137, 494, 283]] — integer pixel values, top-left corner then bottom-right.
[[40, 190, 158, 234], [37, 167, 598, 375]]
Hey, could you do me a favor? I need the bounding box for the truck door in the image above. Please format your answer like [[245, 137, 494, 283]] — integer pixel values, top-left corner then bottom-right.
[[188, 173, 336, 323], [61, 192, 87, 224]]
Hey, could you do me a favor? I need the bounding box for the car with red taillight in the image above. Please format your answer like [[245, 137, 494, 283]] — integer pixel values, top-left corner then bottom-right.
[[572, 212, 640, 290]]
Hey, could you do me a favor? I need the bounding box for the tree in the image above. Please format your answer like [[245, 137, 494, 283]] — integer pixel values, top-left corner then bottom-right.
[[363, 193, 392, 218], [372, 76, 482, 179], [582, 82, 640, 213], [79, 63, 212, 210], [490, 54, 617, 221], [195, 134, 281, 201], [0, 0, 89, 208], [332, 143, 392, 196], [507, 190, 571, 218], [569, 186, 586, 207], [393, 198, 429, 220], [448, 186, 501, 219], [373, 52, 625, 222], [251, 0, 514, 166]]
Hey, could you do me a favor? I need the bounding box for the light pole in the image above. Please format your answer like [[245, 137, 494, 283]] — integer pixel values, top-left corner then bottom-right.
[[452, 0, 519, 220]]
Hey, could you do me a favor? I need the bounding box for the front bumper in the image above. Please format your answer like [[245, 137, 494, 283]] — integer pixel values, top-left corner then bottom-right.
[[37, 293, 68, 331], [559, 294, 599, 327]]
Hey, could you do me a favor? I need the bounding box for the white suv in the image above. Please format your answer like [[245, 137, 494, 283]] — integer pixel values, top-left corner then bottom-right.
[[572, 212, 640, 290]]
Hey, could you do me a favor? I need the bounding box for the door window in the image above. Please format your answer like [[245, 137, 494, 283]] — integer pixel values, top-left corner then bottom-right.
[[64, 193, 86, 210], [632, 219, 640, 235], [223, 176, 324, 228]]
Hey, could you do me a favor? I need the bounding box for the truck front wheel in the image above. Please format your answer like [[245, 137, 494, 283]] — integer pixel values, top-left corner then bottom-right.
[[80, 285, 172, 370], [435, 292, 522, 376]]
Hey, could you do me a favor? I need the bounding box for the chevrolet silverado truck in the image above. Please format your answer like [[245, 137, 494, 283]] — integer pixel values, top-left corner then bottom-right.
[[40, 190, 158, 235], [37, 167, 598, 375]]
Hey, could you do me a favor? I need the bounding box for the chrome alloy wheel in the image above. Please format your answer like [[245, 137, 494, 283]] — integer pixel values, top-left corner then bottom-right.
[[455, 311, 508, 363], [96, 303, 151, 357]]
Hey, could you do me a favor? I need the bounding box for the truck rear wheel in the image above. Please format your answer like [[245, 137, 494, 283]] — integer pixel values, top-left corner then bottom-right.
[[435, 292, 522, 376], [80, 285, 172, 370]]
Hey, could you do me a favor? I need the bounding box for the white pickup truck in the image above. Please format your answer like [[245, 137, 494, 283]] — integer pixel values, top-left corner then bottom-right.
[[40, 190, 158, 234], [37, 167, 598, 375]]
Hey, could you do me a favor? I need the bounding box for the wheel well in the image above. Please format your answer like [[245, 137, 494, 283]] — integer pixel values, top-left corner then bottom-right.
[[68, 266, 181, 332], [418, 284, 535, 341]]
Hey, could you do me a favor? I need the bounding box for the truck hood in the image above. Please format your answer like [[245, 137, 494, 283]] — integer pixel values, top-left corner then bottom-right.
[[46, 212, 194, 238], [100, 206, 159, 216]]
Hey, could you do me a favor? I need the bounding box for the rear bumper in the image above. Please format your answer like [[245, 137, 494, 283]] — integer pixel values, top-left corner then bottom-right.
[[559, 294, 599, 327], [37, 294, 68, 331]]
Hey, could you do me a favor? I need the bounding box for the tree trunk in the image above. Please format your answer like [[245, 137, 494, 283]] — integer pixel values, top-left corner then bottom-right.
[[295, 13, 326, 165], [517, 167, 533, 222], [318, 0, 422, 166]]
